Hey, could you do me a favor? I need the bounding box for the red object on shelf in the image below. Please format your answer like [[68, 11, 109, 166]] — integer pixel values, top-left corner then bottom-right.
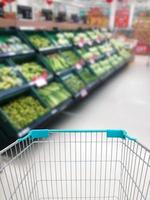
[[134, 43, 150, 55], [106, 0, 113, 3], [115, 7, 129, 28], [32, 71, 48, 81], [2, 0, 15, 6], [46, 0, 53, 5]]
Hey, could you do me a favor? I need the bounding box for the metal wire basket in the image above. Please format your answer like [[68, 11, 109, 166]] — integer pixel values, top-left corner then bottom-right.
[[0, 129, 150, 200]]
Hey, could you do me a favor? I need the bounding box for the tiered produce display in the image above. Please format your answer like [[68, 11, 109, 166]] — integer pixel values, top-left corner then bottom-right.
[[0, 28, 132, 148]]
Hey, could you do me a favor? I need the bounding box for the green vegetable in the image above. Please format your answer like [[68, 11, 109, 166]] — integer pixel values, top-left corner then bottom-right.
[[46, 53, 69, 72], [19, 62, 48, 81], [55, 33, 70, 46], [61, 50, 79, 66], [28, 34, 51, 49], [38, 82, 71, 108], [0, 66, 22, 90], [63, 74, 85, 94], [79, 68, 97, 84], [2, 95, 47, 129], [0, 35, 30, 54]]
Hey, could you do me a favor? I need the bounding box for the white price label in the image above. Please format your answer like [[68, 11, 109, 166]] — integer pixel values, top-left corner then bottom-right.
[[80, 89, 88, 97], [106, 52, 111, 57], [88, 41, 92, 46], [75, 63, 82, 70], [52, 109, 57, 115], [90, 59, 95, 64], [34, 78, 47, 88], [8, 52, 15, 56], [78, 42, 84, 47], [40, 47, 51, 51]]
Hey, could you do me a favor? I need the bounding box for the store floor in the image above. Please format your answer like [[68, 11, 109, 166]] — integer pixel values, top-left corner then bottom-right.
[[50, 56, 150, 148]]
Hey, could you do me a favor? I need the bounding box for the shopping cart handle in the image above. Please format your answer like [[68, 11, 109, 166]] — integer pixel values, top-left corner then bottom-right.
[[107, 130, 136, 141], [18, 129, 136, 142], [18, 129, 49, 142]]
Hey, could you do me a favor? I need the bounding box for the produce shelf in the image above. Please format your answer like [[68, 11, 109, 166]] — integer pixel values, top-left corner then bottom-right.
[[0, 28, 133, 145]]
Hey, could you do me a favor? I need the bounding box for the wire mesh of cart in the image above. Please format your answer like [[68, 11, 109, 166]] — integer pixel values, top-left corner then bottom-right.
[[0, 129, 150, 200]]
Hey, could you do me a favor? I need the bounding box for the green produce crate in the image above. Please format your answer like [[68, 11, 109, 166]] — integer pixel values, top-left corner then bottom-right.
[[0, 28, 33, 57], [60, 72, 85, 95], [21, 30, 54, 51], [63, 30, 75, 42], [77, 48, 92, 61], [0, 59, 24, 93], [11, 54, 53, 83], [89, 62, 105, 77], [45, 30, 71, 47], [61, 49, 81, 67], [86, 29, 106, 43], [0, 88, 49, 139], [35, 80, 72, 109], [77, 67, 97, 85], [119, 49, 131, 59], [98, 43, 114, 54], [73, 29, 92, 46], [41, 51, 71, 74]]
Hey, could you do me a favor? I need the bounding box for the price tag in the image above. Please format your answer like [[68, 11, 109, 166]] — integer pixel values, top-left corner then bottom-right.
[[80, 89, 88, 98], [34, 78, 47, 88], [78, 42, 84, 48], [29, 81, 35, 86], [18, 127, 30, 137], [52, 109, 57, 115], [90, 59, 95, 64], [106, 52, 111, 57], [8, 52, 15, 56], [75, 63, 82, 70], [88, 41, 92, 46], [40, 47, 51, 51], [80, 59, 85, 65], [96, 39, 101, 43]]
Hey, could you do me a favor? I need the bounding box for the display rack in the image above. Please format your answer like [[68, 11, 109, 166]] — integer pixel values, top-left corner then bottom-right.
[[0, 27, 133, 149]]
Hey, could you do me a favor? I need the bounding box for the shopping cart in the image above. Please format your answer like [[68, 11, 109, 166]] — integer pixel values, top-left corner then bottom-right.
[[0, 129, 150, 200]]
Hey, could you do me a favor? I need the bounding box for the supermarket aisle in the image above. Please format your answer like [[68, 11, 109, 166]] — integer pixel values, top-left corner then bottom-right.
[[51, 56, 150, 147]]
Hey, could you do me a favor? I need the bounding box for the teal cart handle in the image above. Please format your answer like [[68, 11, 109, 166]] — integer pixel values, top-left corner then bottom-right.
[[18, 129, 136, 142]]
